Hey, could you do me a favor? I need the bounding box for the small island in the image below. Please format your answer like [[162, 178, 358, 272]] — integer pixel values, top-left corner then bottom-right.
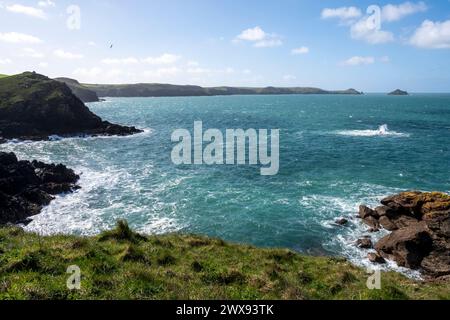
[[388, 89, 409, 96]]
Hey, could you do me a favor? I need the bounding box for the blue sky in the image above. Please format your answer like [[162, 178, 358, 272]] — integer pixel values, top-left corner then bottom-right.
[[0, 0, 449, 91]]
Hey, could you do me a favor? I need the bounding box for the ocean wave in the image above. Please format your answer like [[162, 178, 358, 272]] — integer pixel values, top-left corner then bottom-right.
[[3, 128, 153, 146], [298, 183, 422, 279], [335, 124, 410, 137]]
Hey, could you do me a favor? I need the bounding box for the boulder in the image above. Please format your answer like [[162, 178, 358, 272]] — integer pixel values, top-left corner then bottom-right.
[[375, 222, 433, 269], [368, 252, 385, 264], [423, 212, 450, 239], [356, 237, 373, 249], [363, 216, 380, 231], [378, 216, 398, 231], [420, 249, 450, 278], [335, 218, 348, 226], [359, 205, 376, 219], [359, 192, 450, 278]]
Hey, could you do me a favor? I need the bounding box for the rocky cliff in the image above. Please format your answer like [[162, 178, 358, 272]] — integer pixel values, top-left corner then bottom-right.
[[55, 77, 100, 103], [358, 191, 450, 280], [0, 72, 142, 141], [0, 152, 80, 225]]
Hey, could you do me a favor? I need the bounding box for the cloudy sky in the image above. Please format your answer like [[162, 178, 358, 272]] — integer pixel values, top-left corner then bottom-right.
[[0, 0, 449, 91]]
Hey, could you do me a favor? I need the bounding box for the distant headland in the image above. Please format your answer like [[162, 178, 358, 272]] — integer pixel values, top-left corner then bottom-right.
[[53, 76, 363, 101], [0, 72, 142, 142]]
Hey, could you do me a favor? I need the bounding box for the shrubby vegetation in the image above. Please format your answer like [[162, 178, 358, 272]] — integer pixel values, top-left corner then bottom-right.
[[0, 221, 448, 300]]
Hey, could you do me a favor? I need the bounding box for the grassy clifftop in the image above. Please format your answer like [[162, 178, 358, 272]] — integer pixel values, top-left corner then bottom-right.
[[0, 74, 9, 79], [0, 221, 448, 300]]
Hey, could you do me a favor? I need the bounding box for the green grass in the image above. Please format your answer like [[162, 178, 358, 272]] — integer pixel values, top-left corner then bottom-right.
[[0, 74, 9, 79], [0, 221, 449, 300]]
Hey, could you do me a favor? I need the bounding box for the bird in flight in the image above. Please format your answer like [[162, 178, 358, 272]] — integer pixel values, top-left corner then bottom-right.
[[110, 44, 113, 49]]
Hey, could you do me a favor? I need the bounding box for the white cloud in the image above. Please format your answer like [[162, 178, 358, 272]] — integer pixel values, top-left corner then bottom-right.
[[382, 2, 427, 22], [102, 57, 139, 65], [350, 18, 394, 44], [144, 67, 181, 77], [235, 26, 283, 47], [54, 49, 83, 59], [380, 55, 390, 63], [187, 60, 199, 67], [73, 67, 102, 78], [410, 20, 450, 49], [21, 48, 45, 58], [38, 0, 55, 7], [321, 7, 362, 21], [0, 32, 42, 44], [6, 4, 47, 19], [38, 62, 48, 68], [254, 38, 282, 48], [342, 56, 375, 66], [88, 41, 96, 46], [142, 53, 181, 65], [243, 69, 251, 75], [186, 67, 211, 74], [291, 46, 309, 55], [283, 74, 297, 81], [0, 58, 12, 65], [237, 26, 266, 41]]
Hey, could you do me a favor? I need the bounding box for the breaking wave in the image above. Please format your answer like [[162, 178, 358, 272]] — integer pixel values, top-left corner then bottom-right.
[[335, 124, 410, 137]]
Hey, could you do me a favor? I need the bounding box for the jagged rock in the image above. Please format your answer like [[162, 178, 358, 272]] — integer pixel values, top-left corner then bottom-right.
[[335, 218, 348, 226], [368, 252, 386, 264], [0, 152, 80, 225], [356, 237, 373, 249], [379, 216, 398, 231], [363, 216, 380, 231], [423, 212, 450, 239], [421, 249, 450, 278], [375, 205, 398, 218], [375, 222, 433, 269], [359, 205, 376, 219], [359, 192, 450, 278]]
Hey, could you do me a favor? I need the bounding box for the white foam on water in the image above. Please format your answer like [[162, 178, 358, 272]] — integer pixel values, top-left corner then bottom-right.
[[299, 182, 423, 279], [335, 124, 410, 137]]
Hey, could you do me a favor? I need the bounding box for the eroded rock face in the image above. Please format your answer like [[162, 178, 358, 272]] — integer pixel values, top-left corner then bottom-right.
[[0, 152, 80, 225], [358, 191, 450, 279], [0, 72, 142, 141], [374, 222, 433, 269]]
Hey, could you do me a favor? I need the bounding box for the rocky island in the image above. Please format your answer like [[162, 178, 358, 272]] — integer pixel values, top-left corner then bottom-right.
[[0, 72, 142, 142], [388, 89, 409, 96]]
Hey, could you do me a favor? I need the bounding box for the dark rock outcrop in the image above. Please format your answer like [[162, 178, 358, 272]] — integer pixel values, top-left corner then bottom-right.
[[55, 77, 99, 103], [368, 252, 386, 264], [388, 89, 409, 96], [0, 152, 80, 225], [356, 237, 373, 249], [0, 72, 142, 141], [335, 218, 348, 225], [358, 191, 450, 279]]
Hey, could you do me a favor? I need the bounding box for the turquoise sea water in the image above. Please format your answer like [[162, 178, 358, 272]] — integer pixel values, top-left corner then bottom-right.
[[3, 94, 450, 274]]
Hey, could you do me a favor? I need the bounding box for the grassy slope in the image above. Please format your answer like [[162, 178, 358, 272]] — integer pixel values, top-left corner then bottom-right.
[[0, 74, 9, 79], [0, 221, 449, 300]]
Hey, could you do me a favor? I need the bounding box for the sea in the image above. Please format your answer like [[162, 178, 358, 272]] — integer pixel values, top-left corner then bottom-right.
[[3, 94, 450, 277]]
